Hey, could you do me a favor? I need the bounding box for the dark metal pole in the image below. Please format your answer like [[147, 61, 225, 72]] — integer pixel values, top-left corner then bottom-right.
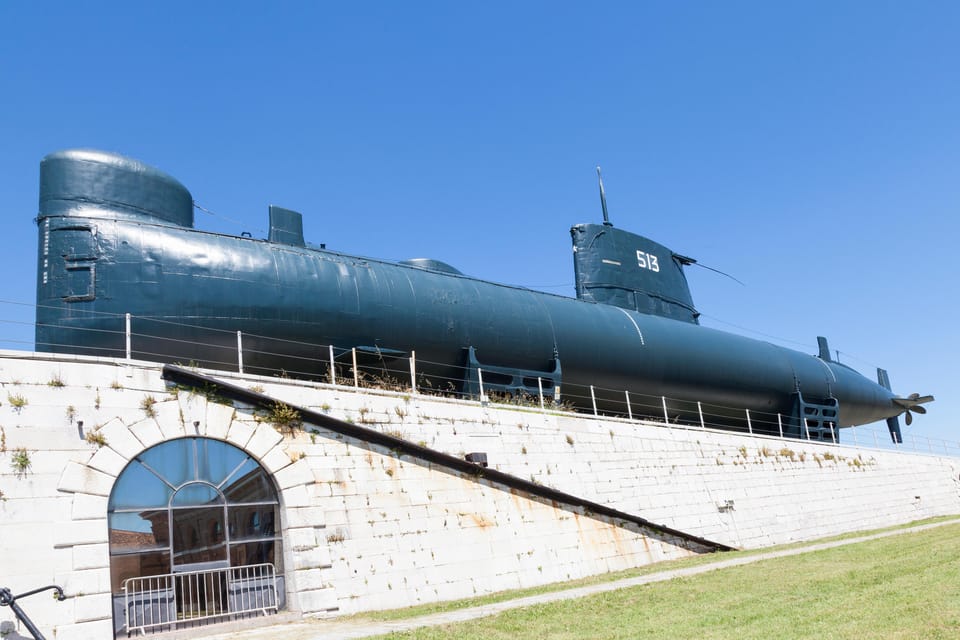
[[596, 166, 612, 226], [0, 585, 66, 640]]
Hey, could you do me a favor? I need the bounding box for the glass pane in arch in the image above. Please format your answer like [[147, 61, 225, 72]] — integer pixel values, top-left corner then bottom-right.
[[172, 482, 223, 506], [197, 438, 249, 485], [109, 460, 172, 510], [138, 438, 196, 487], [109, 510, 170, 551], [222, 463, 276, 503]]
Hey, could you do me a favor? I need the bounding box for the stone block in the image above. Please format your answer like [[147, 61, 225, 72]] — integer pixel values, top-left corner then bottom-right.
[[57, 567, 110, 596], [204, 402, 235, 439], [281, 483, 312, 508], [53, 519, 108, 547], [177, 391, 208, 431], [71, 494, 109, 520], [260, 444, 294, 475], [226, 418, 255, 449], [284, 506, 327, 529], [290, 545, 333, 570], [292, 567, 329, 591], [274, 459, 314, 490], [298, 587, 339, 613], [286, 526, 319, 550], [73, 543, 110, 570], [98, 418, 144, 460], [57, 462, 114, 496], [152, 399, 185, 440], [245, 424, 284, 459], [128, 418, 164, 449], [87, 445, 127, 477]]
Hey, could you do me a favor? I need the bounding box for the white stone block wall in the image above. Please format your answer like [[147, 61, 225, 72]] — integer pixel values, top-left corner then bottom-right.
[[0, 350, 956, 637]]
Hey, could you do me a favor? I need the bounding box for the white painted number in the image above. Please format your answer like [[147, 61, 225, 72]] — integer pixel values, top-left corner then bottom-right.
[[636, 250, 660, 273]]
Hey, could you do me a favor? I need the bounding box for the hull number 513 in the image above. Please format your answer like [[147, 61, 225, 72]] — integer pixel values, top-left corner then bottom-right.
[[636, 250, 660, 272]]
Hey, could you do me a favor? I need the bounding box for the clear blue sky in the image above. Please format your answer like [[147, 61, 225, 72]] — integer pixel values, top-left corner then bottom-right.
[[1, 2, 957, 446]]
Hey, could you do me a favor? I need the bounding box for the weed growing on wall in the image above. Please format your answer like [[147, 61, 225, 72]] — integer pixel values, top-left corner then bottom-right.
[[269, 401, 302, 433], [140, 395, 157, 418], [10, 448, 31, 477], [85, 430, 108, 448], [7, 393, 27, 411]]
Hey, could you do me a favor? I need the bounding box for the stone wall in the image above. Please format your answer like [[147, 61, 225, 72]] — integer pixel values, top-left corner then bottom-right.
[[0, 351, 956, 638]]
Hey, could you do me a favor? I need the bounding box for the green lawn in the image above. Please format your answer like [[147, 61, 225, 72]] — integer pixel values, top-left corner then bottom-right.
[[373, 521, 960, 639]]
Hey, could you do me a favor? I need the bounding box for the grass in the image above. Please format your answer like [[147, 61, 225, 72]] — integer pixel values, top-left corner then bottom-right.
[[363, 519, 960, 639]]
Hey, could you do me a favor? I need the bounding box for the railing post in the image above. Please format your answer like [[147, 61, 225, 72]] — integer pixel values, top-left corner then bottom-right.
[[662, 396, 669, 424], [625, 390, 632, 420], [328, 345, 336, 384], [555, 385, 561, 406], [237, 331, 244, 375], [829, 422, 835, 444], [537, 377, 544, 410], [804, 418, 811, 441], [125, 313, 132, 360], [777, 413, 783, 438], [746, 409, 753, 435], [698, 402, 705, 429], [590, 385, 597, 416], [352, 348, 359, 387], [409, 350, 417, 394], [478, 368, 486, 402]]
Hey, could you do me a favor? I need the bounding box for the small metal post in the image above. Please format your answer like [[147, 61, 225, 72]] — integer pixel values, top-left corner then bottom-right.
[[537, 377, 544, 410], [662, 396, 669, 424], [746, 409, 753, 435], [125, 313, 132, 360], [829, 422, 835, 444], [478, 368, 486, 402], [625, 390, 632, 420], [328, 345, 336, 384], [351, 348, 359, 387], [590, 385, 597, 416], [804, 419, 811, 441], [851, 426, 857, 448], [555, 385, 561, 405], [409, 350, 417, 394], [698, 402, 705, 429], [237, 331, 244, 375], [872, 430, 878, 448], [777, 413, 783, 438]]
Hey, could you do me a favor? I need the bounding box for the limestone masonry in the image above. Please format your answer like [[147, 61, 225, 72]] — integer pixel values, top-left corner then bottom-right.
[[0, 350, 957, 639]]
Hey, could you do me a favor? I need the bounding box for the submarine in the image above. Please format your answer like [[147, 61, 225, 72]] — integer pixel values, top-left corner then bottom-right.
[[34, 149, 932, 442]]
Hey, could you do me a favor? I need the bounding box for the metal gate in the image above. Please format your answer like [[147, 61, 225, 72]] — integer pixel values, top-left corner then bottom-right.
[[122, 563, 278, 636]]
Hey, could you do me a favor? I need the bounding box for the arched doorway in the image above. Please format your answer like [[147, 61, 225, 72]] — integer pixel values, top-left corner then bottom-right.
[[107, 437, 283, 635]]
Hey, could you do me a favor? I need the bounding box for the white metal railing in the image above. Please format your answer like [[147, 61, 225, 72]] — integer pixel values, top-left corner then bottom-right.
[[122, 563, 278, 636], [15, 302, 957, 458]]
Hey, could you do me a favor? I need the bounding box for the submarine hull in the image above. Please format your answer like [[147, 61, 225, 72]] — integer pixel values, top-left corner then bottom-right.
[[35, 149, 902, 438]]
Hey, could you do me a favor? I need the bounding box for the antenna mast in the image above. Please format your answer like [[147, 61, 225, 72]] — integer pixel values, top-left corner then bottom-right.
[[596, 166, 612, 226]]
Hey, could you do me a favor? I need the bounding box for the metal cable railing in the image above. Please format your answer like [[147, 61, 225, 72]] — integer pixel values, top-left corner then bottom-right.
[[0, 298, 951, 457]]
